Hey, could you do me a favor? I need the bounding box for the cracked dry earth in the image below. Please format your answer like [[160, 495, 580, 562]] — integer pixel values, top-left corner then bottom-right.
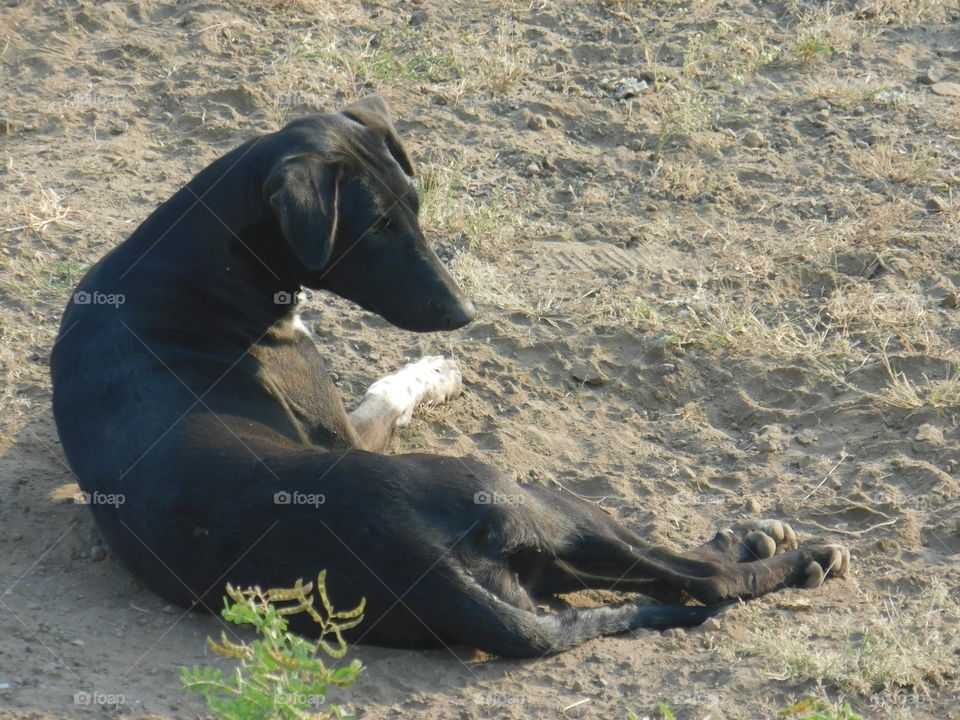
[[1, 1, 959, 719]]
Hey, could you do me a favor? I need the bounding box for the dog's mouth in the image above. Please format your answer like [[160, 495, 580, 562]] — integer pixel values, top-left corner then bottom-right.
[[363, 295, 476, 333]]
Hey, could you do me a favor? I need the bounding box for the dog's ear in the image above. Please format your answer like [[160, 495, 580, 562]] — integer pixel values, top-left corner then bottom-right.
[[264, 155, 340, 271], [341, 94, 415, 178]]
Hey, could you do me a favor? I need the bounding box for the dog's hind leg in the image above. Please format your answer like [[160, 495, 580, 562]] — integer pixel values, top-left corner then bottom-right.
[[525, 485, 850, 604], [426, 566, 721, 658], [348, 356, 462, 452]]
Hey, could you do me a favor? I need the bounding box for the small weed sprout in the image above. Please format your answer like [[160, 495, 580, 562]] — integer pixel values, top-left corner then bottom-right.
[[181, 571, 365, 720], [779, 697, 864, 720]]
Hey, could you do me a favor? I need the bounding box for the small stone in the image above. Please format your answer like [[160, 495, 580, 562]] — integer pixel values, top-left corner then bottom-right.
[[815, 108, 830, 121], [615, 77, 648, 100], [926, 196, 950, 214], [742, 129, 764, 148], [755, 424, 791, 453], [571, 364, 606, 386], [795, 428, 818, 446], [931, 82, 960, 97], [408, 8, 428, 26], [662, 627, 686, 639], [918, 67, 942, 85], [89, 545, 107, 562], [697, 709, 724, 720], [645, 203, 658, 212], [70, 639, 85, 647], [543, 154, 556, 170], [853, 104, 866, 115], [941, 292, 959, 308], [744, 497, 762, 514], [813, 98, 830, 110], [680, 465, 697, 480], [629, 137, 645, 151], [701, 617, 722, 632], [525, 162, 540, 175], [526, 114, 546, 131], [162, 604, 176, 614], [915, 424, 944, 446]]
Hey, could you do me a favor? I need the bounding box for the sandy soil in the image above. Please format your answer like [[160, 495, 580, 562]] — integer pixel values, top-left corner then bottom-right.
[[1, 1, 959, 718]]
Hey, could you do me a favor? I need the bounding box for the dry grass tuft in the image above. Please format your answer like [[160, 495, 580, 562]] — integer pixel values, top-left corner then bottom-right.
[[735, 580, 960, 697]]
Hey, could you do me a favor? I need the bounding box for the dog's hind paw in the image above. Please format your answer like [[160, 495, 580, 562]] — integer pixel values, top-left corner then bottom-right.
[[698, 518, 799, 564], [801, 544, 851, 588]]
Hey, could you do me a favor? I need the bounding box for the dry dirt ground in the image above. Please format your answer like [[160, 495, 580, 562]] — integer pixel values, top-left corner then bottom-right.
[[2, 0, 960, 718]]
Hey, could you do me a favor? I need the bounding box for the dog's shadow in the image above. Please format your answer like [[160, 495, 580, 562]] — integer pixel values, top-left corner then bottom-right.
[[0, 410, 522, 717]]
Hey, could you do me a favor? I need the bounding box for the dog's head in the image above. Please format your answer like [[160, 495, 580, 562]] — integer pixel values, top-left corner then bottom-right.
[[263, 95, 475, 332]]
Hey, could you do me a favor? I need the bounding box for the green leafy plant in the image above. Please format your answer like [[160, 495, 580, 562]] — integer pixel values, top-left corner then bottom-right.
[[182, 571, 365, 720]]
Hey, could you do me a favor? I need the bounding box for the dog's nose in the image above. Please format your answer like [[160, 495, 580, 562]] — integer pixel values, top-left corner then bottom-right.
[[445, 299, 476, 328]]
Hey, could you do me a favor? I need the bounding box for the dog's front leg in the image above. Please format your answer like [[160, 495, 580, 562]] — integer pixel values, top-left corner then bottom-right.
[[348, 356, 462, 453]]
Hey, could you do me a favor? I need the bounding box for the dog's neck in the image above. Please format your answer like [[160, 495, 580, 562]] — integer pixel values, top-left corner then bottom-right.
[[102, 138, 306, 344]]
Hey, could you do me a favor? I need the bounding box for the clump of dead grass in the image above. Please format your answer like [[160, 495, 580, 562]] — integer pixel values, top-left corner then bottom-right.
[[734, 580, 959, 697]]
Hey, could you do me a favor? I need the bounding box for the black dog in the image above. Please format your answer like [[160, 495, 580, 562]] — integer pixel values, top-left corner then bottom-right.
[[51, 96, 849, 658]]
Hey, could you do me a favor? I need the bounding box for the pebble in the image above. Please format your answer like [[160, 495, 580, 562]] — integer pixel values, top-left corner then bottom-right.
[[926, 196, 950, 214], [526, 114, 546, 131], [853, 104, 866, 115], [918, 67, 942, 85], [615, 77, 648, 100], [571, 365, 606, 386], [915, 424, 944, 446], [680, 465, 697, 480], [795, 428, 818, 446], [931, 82, 960, 97], [408, 8, 428, 26], [701, 617, 722, 632], [755, 424, 791, 453], [162, 604, 176, 614], [70, 639, 85, 647], [742, 129, 764, 148], [698, 709, 724, 720], [525, 162, 540, 175], [662, 627, 686, 639], [89, 545, 107, 561], [941, 292, 959, 308], [813, 99, 830, 110], [744, 497, 762, 514]]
